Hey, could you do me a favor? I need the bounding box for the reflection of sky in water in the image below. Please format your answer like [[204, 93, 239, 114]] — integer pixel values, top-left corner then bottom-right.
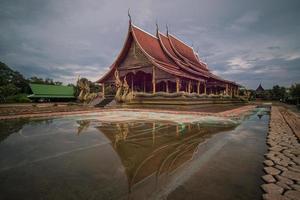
[[0, 108, 269, 200], [59, 110, 240, 125]]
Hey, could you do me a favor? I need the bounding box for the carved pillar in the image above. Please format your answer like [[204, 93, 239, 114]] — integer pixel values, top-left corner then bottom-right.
[[188, 80, 191, 93], [197, 81, 200, 94], [204, 81, 207, 95], [176, 78, 179, 93], [152, 66, 156, 94]]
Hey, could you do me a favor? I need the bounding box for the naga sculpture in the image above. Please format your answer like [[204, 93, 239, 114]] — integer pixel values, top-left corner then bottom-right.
[[114, 70, 134, 103], [114, 70, 123, 102], [77, 76, 98, 104], [121, 76, 129, 102]]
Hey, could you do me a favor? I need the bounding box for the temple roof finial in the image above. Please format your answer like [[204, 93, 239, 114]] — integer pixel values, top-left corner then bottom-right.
[[128, 8, 132, 24], [155, 20, 159, 34], [166, 24, 169, 35]]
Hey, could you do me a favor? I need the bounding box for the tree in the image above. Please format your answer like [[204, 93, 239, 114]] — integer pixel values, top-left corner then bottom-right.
[[29, 76, 45, 84], [271, 85, 286, 101], [0, 84, 19, 102], [45, 78, 54, 85], [67, 83, 76, 87], [290, 84, 300, 98], [54, 81, 62, 86], [0, 61, 29, 93]]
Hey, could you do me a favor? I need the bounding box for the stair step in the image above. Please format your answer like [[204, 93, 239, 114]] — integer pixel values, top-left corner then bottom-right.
[[95, 96, 114, 107]]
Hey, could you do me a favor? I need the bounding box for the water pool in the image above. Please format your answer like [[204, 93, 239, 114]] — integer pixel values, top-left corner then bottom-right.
[[0, 108, 269, 200]]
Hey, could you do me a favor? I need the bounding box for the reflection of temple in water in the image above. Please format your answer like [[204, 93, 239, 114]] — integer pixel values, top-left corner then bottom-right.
[[94, 121, 234, 192], [77, 120, 91, 135], [0, 118, 53, 143]]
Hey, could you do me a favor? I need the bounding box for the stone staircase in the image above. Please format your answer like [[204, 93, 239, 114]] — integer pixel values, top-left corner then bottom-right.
[[95, 95, 115, 107]]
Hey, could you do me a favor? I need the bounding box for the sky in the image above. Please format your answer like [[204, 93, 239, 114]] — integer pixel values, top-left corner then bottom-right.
[[0, 0, 300, 89]]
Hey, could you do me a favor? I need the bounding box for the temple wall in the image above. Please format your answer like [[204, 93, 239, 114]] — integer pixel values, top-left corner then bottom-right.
[[119, 41, 151, 71]]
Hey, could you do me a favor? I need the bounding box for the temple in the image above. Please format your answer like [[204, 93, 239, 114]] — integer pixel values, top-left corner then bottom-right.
[[96, 19, 241, 107]]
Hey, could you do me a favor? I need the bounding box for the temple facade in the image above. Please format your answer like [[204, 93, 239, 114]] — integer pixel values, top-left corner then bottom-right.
[[97, 20, 240, 105]]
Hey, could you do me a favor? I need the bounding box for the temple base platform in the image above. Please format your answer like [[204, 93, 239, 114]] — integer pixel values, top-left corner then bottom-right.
[[110, 93, 246, 111]]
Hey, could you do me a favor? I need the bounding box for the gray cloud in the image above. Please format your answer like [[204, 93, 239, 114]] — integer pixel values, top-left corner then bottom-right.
[[0, 0, 300, 89]]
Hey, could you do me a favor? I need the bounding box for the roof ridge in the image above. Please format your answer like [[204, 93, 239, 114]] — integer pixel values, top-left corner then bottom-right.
[[168, 33, 194, 50], [131, 24, 158, 39]]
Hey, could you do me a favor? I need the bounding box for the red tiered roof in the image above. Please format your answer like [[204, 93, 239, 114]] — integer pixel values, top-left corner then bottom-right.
[[131, 26, 179, 70], [97, 21, 239, 87], [168, 34, 208, 71], [157, 32, 209, 78], [131, 25, 204, 81]]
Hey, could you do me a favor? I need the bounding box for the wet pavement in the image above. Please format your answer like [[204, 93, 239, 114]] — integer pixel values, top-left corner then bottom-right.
[[0, 108, 269, 200]]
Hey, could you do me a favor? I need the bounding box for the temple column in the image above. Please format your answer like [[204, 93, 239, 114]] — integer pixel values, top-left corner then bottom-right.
[[233, 87, 235, 96], [185, 81, 188, 92], [152, 66, 156, 94], [152, 122, 156, 145], [143, 76, 146, 93], [226, 84, 229, 95], [188, 80, 191, 93], [131, 77, 134, 92], [166, 81, 169, 93], [102, 83, 105, 98], [197, 81, 200, 94], [176, 78, 180, 93], [204, 81, 207, 95]]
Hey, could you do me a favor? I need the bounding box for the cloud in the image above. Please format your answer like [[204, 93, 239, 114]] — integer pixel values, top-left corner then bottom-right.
[[0, 0, 300, 89], [267, 46, 281, 50], [282, 52, 300, 61], [228, 10, 260, 32], [227, 57, 252, 70]]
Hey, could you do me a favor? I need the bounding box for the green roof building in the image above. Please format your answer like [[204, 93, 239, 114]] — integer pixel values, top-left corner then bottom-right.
[[28, 84, 75, 99]]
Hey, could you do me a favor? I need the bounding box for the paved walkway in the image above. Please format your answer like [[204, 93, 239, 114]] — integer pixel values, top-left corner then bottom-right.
[[262, 106, 300, 200], [0, 105, 255, 120]]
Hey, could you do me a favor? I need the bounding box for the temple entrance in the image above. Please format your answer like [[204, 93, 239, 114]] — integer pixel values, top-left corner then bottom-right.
[[123, 71, 152, 93]]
